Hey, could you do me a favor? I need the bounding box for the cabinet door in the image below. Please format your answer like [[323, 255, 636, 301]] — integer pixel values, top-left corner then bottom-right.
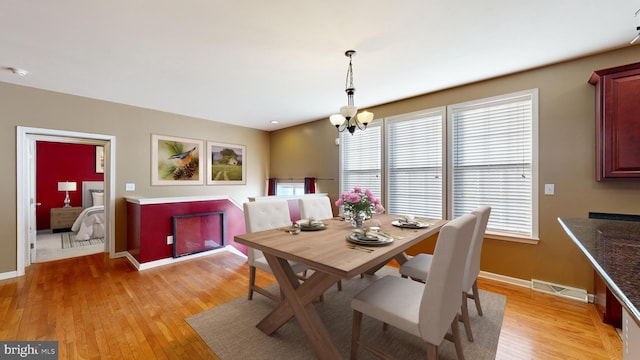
[[592, 63, 640, 180]]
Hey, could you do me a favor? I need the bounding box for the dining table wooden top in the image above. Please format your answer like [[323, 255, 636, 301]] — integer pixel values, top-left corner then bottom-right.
[[234, 213, 447, 279]]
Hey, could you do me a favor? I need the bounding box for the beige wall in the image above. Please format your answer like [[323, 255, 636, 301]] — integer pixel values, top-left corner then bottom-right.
[[1, 83, 269, 273], [270, 46, 640, 292]]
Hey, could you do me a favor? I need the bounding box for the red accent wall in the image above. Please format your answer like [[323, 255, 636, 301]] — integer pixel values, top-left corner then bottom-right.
[[127, 199, 247, 263], [36, 142, 104, 230], [126, 197, 305, 264]]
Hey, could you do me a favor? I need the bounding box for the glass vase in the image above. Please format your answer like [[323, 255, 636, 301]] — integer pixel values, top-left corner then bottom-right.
[[350, 212, 365, 228]]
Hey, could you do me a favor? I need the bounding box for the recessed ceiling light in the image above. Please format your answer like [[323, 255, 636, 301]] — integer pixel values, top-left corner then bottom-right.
[[270, 120, 279, 124]]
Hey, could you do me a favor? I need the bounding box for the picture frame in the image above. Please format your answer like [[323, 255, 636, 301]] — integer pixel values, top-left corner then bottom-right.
[[151, 134, 204, 185], [95, 145, 105, 174], [207, 141, 246, 185]]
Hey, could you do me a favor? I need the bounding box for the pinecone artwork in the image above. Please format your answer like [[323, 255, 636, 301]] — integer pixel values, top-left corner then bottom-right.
[[172, 162, 196, 180]]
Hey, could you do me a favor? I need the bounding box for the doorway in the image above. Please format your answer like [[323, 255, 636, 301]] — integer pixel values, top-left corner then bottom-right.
[[33, 141, 106, 262], [16, 127, 116, 276]]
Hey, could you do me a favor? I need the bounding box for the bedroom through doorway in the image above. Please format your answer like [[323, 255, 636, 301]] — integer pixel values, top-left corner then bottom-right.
[[33, 140, 107, 263]]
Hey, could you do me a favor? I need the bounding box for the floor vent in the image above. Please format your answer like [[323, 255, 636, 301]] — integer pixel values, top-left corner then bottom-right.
[[531, 279, 588, 303]]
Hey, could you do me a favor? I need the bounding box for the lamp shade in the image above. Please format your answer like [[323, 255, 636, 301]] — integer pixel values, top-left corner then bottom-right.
[[330, 114, 346, 126], [58, 181, 77, 192], [340, 105, 358, 119], [357, 111, 374, 125]]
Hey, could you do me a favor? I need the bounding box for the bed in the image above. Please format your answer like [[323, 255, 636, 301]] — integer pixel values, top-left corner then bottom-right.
[[71, 181, 105, 241]]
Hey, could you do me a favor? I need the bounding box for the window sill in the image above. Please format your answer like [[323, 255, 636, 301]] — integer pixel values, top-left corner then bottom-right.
[[485, 233, 539, 245]]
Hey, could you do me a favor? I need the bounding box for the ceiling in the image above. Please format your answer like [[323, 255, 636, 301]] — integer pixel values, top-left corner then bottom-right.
[[1, 1, 639, 131]]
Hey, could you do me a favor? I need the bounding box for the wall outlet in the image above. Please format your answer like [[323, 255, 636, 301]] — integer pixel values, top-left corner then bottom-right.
[[125, 183, 135, 191], [166, 235, 173, 245]]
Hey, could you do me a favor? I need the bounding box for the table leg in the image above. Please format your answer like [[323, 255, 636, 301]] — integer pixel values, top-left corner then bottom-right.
[[260, 254, 342, 360]]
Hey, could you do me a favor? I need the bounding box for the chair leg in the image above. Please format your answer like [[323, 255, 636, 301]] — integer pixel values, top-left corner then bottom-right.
[[450, 315, 466, 360], [471, 279, 483, 316], [248, 266, 256, 300], [461, 292, 474, 342], [426, 342, 438, 360], [351, 310, 362, 360], [337, 280, 343, 291]]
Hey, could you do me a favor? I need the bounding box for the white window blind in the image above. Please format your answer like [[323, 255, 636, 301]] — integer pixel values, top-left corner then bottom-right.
[[386, 109, 444, 218], [448, 90, 537, 238], [339, 124, 382, 200]]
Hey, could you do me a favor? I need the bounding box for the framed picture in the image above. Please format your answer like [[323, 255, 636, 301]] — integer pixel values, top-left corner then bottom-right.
[[152, 134, 204, 185], [95, 145, 105, 174], [207, 141, 246, 185]]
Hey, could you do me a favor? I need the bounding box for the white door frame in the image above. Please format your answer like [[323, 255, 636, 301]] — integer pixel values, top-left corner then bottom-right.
[[16, 126, 116, 276]]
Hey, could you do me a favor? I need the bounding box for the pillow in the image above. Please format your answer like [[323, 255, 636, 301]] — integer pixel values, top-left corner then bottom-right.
[[91, 192, 104, 206], [89, 189, 104, 206]]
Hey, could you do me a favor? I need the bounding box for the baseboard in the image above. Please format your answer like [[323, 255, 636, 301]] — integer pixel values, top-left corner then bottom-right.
[[479, 270, 592, 303], [0, 270, 18, 281], [479, 270, 531, 288], [124, 245, 244, 271]]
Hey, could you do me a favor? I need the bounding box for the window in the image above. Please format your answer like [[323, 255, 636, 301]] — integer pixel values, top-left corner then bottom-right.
[[338, 89, 538, 241], [339, 123, 382, 202], [386, 108, 444, 219], [448, 89, 538, 239], [276, 182, 305, 196]]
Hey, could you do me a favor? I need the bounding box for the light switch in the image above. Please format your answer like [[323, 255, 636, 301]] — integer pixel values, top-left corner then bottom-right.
[[125, 183, 135, 191], [544, 184, 555, 195]]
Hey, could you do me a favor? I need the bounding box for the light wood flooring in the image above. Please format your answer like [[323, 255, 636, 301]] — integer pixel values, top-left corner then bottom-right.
[[0, 251, 622, 359]]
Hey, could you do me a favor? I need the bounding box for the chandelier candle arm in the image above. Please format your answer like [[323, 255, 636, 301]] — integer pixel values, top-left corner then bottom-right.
[[329, 50, 374, 134]]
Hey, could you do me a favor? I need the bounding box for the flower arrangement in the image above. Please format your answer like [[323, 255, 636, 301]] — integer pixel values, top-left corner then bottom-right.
[[335, 187, 385, 219]]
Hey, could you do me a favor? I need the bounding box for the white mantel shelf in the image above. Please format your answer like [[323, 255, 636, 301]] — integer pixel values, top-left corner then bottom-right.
[[125, 195, 234, 206]]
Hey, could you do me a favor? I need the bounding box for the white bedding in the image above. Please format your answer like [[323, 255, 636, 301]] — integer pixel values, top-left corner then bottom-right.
[[71, 205, 105, 241]]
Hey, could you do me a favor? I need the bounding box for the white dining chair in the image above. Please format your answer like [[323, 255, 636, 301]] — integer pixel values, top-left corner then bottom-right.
[[243, 199, 308, 301], [398, 206, 491, 341], [350, 213, 476, 360], [298, 196, 334, 220], [298, 196, 343, 291]]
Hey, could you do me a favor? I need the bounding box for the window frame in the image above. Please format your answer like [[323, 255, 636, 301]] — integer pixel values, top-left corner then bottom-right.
[[384, 107, 446, 219], [447, 89, 539, 241], [337, 89, 539, 243]]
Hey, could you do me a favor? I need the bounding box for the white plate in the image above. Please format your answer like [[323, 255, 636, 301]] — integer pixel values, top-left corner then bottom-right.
[[296, 221, 327, 231], [391, 220, 430, 229], [346, 233, 394, 246]]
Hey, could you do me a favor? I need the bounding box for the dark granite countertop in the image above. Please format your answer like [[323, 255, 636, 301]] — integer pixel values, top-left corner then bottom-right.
[[558, 217, 640, 326]]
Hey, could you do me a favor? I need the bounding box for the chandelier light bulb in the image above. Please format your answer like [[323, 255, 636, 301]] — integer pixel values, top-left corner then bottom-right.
[[329, 50, 374, 134]]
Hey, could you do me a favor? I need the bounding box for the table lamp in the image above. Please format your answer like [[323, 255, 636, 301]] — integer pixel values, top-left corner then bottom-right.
[[57, 181, 77, 207]]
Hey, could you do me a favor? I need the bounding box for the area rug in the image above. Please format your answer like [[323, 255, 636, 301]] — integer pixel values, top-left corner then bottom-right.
[[186, 267, 506, 360], [61, 232, 104, 249]]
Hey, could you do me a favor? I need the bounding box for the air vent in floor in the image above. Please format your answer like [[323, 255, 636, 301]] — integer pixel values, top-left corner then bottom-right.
[[531, 279, 588, 302]]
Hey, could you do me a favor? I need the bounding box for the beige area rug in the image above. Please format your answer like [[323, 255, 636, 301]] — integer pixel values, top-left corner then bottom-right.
[[35, 232, 104, 263], [187, 267, 506, 360], [61, 231, 104, 249]]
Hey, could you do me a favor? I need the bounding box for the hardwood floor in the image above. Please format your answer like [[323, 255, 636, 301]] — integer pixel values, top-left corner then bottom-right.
[[0, 251, 622, 359]]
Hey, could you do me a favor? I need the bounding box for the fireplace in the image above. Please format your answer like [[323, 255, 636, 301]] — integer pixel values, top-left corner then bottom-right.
[[172, 211, 226, 258]]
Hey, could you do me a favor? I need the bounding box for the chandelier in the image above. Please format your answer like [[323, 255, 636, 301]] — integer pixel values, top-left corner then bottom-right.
[[329, 50, 374, 134]]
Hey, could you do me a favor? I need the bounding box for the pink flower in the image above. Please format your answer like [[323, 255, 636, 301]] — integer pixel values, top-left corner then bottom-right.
[[336, 186, 385, 217]]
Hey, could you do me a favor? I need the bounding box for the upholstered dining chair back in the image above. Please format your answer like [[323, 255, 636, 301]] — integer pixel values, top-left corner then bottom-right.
[[243, 199, 308, 301], [464, 206, 491, 291], [419, 213, 476, 343], [298, 196, 334, 220], [243, 199, 292, 265]]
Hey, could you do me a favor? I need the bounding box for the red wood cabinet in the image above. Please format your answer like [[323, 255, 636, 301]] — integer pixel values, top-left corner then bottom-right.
[[589, 62, 640, 181]]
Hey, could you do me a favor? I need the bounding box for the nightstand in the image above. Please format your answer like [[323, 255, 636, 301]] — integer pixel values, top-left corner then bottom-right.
[[50, 207, 83, 232]]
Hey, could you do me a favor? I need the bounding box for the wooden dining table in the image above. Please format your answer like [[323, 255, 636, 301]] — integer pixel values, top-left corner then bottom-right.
[[233, 213, 446, 360]]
